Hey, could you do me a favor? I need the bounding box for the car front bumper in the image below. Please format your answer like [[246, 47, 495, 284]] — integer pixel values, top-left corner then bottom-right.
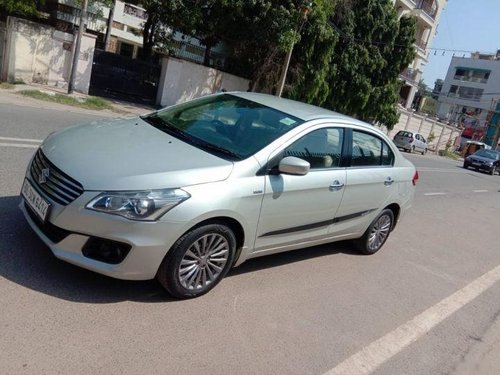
[[466, 161, 495, 173], [20, 187, 187, 281]]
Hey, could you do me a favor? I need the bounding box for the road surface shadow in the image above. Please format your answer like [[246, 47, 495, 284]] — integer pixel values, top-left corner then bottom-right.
[[0, 195, 358, 304]]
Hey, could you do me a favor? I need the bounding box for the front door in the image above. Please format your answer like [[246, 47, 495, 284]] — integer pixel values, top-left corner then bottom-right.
[[254, 127, 346, 253]]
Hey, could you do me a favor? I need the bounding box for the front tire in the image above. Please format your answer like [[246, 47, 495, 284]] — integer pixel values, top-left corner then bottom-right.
[[354, 209, 394, 255], [156, 223, 236, 299], [490, 166, 497, 176]]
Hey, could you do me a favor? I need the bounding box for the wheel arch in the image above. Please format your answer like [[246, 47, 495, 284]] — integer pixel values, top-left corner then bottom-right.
[[181, 216, 246, 265], [384, 203, 401, 230]]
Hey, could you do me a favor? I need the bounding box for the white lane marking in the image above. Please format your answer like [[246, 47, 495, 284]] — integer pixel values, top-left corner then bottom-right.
[[0, 142, 39, 149], [424, 192, 447, 196], [323, 263, 500, 375], [473, 190, 488, 193], [0, 136, 42, 143]]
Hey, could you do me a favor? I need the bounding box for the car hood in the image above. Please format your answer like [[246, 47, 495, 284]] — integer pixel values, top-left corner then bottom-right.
[[468, 155, 495, 163], [40, 117, 234, 190]]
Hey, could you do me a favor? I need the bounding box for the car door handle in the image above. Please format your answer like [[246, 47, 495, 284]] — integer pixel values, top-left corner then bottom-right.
[[384, 177, 394, 186], [329, 180, 344, 191]]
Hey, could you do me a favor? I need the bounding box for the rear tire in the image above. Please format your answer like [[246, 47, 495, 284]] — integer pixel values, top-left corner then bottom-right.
[[354, 209, 394, 255], [156, 223, 236, 299], [410, 146, 415, 154]]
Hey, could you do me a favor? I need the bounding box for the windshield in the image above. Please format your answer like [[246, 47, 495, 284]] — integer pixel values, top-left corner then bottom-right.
[[141, 94, 304, 160], [474, 149, 500, 160]]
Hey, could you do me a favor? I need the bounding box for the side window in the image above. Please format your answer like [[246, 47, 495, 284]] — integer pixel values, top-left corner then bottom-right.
[[351, 131, 394, 167], [283, 128, 344, 169], [382, 142, 395, 166]]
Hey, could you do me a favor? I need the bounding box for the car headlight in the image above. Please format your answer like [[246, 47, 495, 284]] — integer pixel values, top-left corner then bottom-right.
[[86, 189, 190, 221]]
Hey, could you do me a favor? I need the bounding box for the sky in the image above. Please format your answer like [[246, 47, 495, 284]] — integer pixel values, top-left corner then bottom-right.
[[422, 0, 500, 87]]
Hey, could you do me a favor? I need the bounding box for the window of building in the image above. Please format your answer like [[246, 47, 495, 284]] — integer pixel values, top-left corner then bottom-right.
[[458, 86, 483, 101], [112, 21, 124, 30], [119, 42, 134, 58]]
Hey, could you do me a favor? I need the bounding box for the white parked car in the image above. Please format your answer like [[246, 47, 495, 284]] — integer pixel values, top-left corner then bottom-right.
[[393, 130, 428, 154], [21, 93, 418, 298]]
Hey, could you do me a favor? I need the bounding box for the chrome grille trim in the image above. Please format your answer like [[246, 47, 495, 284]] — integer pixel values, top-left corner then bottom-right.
[[30, 149, 84, 206]]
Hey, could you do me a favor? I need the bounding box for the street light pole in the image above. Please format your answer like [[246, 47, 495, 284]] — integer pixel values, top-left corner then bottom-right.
[[68, 0, 89, 94]]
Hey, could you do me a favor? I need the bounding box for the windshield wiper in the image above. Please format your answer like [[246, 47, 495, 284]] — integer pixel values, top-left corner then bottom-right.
[[194, 142, 241, 160], [142, 115, 190, 140], [142, 115, 241, 160]]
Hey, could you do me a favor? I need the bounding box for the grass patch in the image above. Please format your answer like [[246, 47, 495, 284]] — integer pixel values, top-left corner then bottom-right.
[[0, 82, 15, 89], [19, 90, 113, 110]]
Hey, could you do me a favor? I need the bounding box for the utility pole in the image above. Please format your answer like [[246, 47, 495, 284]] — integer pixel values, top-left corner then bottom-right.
[[68, 0, 89, 94], [276, 46, 293, 98], [276, 3, 311, 98], [104, 0, 116, 52]]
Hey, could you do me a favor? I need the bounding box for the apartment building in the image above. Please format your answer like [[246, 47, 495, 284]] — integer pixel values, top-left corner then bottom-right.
[[393, 0, 447, 109], [437, 53, 500, 142], [46, 0, 145, 57]]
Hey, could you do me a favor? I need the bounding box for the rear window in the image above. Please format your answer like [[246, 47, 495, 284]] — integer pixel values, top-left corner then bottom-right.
[[396, 131, 413, 138]]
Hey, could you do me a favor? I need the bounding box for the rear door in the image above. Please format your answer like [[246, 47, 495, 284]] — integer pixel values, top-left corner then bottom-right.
[[329, 128, 397, 237]]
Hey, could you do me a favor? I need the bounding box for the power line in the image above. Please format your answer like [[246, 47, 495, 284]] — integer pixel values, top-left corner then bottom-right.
[[328, 20, 497, 56]]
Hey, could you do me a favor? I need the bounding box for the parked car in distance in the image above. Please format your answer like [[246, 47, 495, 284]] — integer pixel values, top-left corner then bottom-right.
[[20, 92, 418, 299], [393, 130, 428, 155], [463, 149, 500, 175]]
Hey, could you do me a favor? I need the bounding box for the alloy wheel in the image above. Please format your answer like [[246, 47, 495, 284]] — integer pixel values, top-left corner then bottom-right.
[[178, 233, 230, 290], [367, 214, 392, 251]]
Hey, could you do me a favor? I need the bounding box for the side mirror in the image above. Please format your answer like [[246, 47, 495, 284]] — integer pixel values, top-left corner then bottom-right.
[[278, 156, 310, 176]]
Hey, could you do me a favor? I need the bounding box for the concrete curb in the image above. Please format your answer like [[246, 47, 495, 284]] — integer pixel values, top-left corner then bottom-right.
[[0, 83, 156, 117]]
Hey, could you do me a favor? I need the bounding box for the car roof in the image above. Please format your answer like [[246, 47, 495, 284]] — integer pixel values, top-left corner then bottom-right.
[[229, 92, 371, 126]]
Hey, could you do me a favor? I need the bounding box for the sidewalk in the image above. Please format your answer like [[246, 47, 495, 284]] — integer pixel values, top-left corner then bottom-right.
[[0, 82, 156, 117]]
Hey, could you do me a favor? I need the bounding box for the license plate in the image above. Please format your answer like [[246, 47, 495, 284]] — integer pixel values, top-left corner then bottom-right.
[[21, 179, 50, 222], [472, 162, 481, 166]]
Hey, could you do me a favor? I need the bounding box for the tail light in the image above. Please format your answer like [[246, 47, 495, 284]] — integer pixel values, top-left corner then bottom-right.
[[412, 170, 419, 186]]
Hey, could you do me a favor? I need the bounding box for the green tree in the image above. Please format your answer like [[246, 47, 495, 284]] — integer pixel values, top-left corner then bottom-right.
[[222, 0, 313, 91], [138, 0, 230, 63], [322, 0, 416, 129], [288, 0, 338, 105], [0, 0, 40, 16]]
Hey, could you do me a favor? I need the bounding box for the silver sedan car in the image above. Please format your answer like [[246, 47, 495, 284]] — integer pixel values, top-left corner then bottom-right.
[[21, 93, 417, 298]]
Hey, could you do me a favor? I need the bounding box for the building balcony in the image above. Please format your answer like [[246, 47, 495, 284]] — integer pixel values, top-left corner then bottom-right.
[[400, 68, 419, 84], [416, 0, 437, 19], [395, 0, 417, 11], [414, 38, 427, 51], [412, 0, 437, 27]]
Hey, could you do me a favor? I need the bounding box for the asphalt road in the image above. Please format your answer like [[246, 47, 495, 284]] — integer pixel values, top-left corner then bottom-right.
[[1, 101, 499, 374]]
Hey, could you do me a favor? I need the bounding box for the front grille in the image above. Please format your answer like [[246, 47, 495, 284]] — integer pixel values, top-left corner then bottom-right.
[[30, 149, 84, 206], [24, 202, 71, 243]]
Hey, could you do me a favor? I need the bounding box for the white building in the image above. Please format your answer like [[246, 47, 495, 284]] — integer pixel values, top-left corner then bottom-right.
[[48, 0, 226, 65], [437, 53, 500, 140], [47, 0, 145, 57], [393, 0, 447, 109]]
